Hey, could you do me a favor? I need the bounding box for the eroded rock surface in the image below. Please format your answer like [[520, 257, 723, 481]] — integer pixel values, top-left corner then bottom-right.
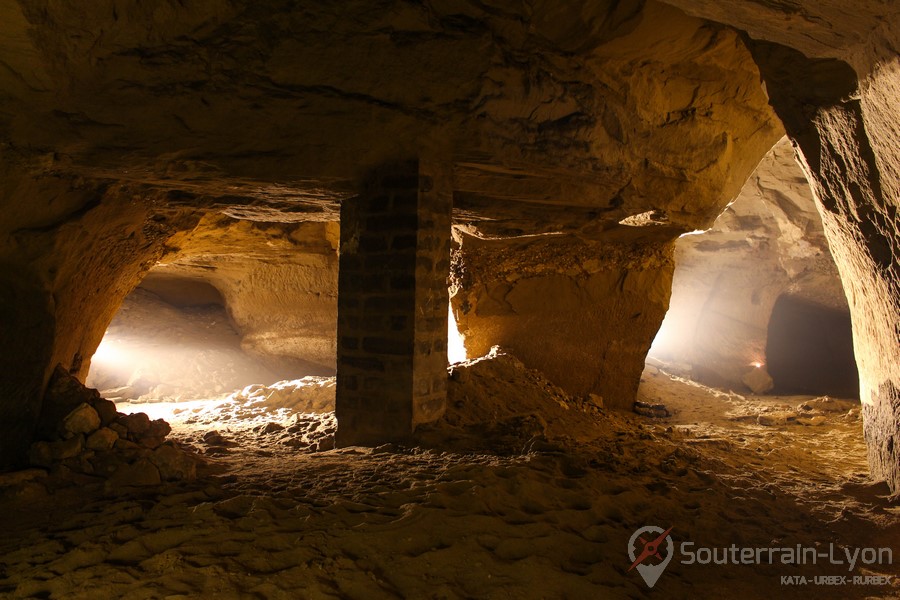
[[0, 0, 897, 496], [452, 229, 674, 408]]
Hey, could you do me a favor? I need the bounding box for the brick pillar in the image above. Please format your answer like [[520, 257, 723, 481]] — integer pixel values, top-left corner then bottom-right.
[[335, 159, 452, 446]]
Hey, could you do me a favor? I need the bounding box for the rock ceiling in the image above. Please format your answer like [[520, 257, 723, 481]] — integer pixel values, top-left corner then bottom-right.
[[0, 0, 793, 235]]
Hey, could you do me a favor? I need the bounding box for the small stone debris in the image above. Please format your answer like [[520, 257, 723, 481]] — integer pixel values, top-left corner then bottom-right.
[[63, 403, 101, 436], [756, 411, 798, 426], [633, 401, 670, 418], [107, 458, 161, 489], [85, 427, 119, 451]]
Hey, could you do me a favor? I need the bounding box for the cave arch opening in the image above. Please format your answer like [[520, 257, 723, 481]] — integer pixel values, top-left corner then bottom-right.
[[85, 219, 469, 428], [766, 294, 859, 398], [86, 270, 314, 406], [646, 138, 860, 400]]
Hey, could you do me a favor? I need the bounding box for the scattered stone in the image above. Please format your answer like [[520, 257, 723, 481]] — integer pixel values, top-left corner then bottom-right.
[[634, 401, 670, 418], [23, 368, 194, 488], [757, 411, 798, 426], [86, 427, 119, 451], [213, 495, 257, 519], [107, 458, 161, 488], [797, 416, 827, 426], [804, 396, 859, 413], [149, 418, 172, 438], [63, 403, 101, 436], [151, 444, 197, 481], [283, 438, 311, 449], [118, 412, 151, 437], [135, 419, 173, 448], [261, 422, 285, 434], [203, 431, 237, 447], [587, 393, 604, 409], [92, 398, 120, 426], [36, 366, 101, 439], [90, 452, 123, 476], [316, 437, 336, 452], [50, 435, 84, 460], [742, 366, 774, 394]]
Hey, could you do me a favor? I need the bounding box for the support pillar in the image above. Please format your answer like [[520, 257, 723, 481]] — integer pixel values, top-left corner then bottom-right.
[[751, 41, 900, 492], [335, 159, 452, 446]]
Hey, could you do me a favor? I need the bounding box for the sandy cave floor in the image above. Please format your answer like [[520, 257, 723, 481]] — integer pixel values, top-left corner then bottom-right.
[[2, 355, 900, 599]]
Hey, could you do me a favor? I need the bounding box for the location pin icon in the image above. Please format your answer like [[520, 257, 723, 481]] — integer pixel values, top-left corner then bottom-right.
[[627, 526, 674, 588]]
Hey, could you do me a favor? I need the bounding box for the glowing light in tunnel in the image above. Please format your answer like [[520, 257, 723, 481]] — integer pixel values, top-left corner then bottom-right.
[[750, 361, 764, 369], [448, 304, 467, 364], [91, 337, 132, 372], [647, 312, 684, 360]]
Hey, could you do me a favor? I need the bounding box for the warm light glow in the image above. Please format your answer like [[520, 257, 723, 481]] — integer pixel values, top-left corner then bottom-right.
[[750, 361, 764, 369], [448, 304, 467, 364], [89, 336, 141, 387]]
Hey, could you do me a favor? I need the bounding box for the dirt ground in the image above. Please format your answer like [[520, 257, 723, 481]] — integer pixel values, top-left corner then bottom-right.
[[2, 351, 899, 599]]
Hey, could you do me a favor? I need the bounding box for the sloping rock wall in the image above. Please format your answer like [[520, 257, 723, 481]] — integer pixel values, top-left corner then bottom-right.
[[0, 165, 199, 468]]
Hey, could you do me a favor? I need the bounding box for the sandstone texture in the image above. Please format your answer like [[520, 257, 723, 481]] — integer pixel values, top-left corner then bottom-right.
[[452, 228, 674, 408], [0, 0, 897, 496]]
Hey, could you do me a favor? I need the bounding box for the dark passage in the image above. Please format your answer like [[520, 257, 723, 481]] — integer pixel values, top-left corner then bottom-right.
[[766, 294, 859, 398]]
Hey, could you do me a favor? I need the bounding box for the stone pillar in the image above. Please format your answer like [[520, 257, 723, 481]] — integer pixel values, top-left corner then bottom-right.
[[335, 159, 452, 446], [751, 41, 900, 492]]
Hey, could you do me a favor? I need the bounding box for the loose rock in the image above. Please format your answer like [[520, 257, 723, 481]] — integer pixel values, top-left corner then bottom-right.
[[63, 403, 101, 436], [742, 366, 774, 394], [107, 458, 161, 488], [151, 444, 197, 481], [86, 427, 119, 451]]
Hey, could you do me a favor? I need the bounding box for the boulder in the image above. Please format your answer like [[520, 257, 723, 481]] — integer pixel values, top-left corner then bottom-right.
[[151, 444, 197, 481], [36, 366, 102, 439], [107, 458, 161, 488], [742, 366, 774, 394], [49, 436, 84, 460], [86, 427, 119, 451], [63, 403, 101, 436], [92, 398, 120, 427], [118, 412, 151, 437]]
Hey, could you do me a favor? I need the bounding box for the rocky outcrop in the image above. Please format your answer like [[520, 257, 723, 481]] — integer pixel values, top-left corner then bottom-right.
[[0, 0, 897, 493], [0, 0, 783, 467], [0, 170, 200, 468], [452, 227, 674, 408]]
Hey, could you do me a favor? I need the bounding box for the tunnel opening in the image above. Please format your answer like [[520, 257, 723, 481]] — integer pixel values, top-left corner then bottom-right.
[[766, 294, 859, 398], [86, 257, 469, 427], [645, 138, 860, 400], [86, 271, 303, 405]]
